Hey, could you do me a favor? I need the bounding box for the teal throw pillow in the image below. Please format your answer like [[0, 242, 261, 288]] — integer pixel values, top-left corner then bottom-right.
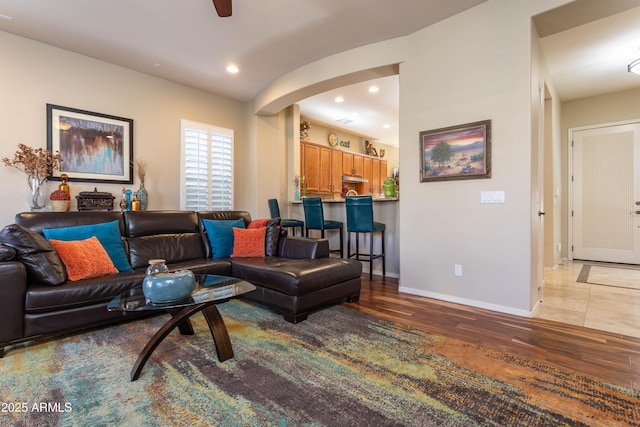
[[203, 218, 246, 258], [42, 220, 132, 272]]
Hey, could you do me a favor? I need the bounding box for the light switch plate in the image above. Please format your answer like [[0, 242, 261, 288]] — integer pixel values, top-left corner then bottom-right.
[[480, 191, 505, 203]]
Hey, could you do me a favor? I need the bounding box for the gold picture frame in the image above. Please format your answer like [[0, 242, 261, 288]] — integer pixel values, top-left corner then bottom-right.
[[420, 120, 491, 182]]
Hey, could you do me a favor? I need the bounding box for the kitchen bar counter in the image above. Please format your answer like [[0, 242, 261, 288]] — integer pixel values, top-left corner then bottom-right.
[[291, 197, 399, 204], [289, 198, 399, 278]]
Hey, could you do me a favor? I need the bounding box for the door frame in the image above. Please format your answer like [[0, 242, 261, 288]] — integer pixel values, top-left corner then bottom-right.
[[568, 118, 640, 261]]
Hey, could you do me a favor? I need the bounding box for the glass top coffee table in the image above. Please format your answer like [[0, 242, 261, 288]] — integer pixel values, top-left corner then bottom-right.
[[108, 274, 255, 381]]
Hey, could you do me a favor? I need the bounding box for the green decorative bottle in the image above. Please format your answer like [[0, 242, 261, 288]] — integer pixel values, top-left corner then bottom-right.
[[382, 177, 396, 198]]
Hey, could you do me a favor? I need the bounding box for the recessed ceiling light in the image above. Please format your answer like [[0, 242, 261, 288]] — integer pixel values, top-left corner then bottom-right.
[[383, 124, 390, 129], [334, 96, 344, 103], [152, 63, 161, 68], [351, 112, 359, 117], [368, 86, 379, 93], [226, 64, 239, 74]]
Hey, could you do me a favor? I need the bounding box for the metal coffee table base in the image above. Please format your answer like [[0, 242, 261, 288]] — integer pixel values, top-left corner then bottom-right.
[[131, 301, 232, 381]]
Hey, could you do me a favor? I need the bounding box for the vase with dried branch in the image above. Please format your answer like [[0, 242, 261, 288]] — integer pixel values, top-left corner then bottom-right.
[[3, 144, 61, 210], [135, 160, 148, 211]]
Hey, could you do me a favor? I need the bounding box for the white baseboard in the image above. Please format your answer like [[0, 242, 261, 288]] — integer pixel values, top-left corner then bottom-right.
[[360, 265, 399, 279], [530, 298, 541, 316], [397, 286, 534, 318], [371, 270, 399, 279]]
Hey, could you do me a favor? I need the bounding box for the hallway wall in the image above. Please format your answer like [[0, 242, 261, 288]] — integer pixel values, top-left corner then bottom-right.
[[561, 86, 640, 259]]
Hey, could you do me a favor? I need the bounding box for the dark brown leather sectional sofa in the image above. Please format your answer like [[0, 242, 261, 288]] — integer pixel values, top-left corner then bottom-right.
[[0, 210, 362, 357]]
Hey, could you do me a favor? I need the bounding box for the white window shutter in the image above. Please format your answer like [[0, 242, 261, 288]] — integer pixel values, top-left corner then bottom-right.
[[180, 120, 233, 211]]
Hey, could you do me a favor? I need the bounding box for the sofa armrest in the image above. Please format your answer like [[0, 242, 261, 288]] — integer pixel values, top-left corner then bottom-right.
[[0, 243, 16, 261], [277, 236, 329, 259], [0, 261, 27, 345]]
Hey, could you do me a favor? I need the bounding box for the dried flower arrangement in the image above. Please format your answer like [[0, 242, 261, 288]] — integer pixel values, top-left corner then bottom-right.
[[300, 175, 307, 197], [3, 144, 62, 209], [2, 143, 62, 184], [135, 160, 147, 185]]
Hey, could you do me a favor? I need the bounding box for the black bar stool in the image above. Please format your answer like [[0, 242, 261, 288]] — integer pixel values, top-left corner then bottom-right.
[[268, 199, 304, 236], [345, 195, 385, 280], [302, 197, 343, 257]]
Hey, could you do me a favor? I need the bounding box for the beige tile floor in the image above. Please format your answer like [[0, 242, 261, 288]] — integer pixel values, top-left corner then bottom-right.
[[536, 260, 640, 338]]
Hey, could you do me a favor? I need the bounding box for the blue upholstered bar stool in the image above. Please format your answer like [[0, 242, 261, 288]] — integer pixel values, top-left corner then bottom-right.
[[302, 197, 343, 258], [345, 195, 385, 280], [268, 199, 304, 236]]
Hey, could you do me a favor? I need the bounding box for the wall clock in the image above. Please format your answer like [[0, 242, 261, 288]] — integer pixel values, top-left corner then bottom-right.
[[328, 132, 338, 147]]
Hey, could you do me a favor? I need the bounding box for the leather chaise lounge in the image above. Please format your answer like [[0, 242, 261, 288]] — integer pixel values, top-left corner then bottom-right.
[[0, 210, 362, 357]]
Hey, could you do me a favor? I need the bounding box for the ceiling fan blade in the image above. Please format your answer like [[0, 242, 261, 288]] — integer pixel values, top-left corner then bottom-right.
[[212, 0, 232, 17]]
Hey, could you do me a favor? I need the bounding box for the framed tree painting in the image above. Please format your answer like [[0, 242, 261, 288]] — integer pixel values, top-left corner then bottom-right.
[[47, 104, 134, 184], [420, 120, 491, 182]]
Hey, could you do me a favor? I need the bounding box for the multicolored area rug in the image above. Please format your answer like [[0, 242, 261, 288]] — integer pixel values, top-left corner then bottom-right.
[[1, 300, 639, 426]]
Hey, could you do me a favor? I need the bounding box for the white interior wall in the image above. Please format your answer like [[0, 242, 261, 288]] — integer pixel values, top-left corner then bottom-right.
[[541, 72, 563, 268], [560, 87, 640, 258], [252, 113, 284, 219], [398, 0, 568, 315], [530, 21, 544, 311], [0, 31, 248, 226]]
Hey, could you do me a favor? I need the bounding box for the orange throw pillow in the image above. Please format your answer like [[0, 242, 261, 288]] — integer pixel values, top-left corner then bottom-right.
[[231, 227, 266, 257], [49, 236, 118, 281], [247, 218, 270, 229]]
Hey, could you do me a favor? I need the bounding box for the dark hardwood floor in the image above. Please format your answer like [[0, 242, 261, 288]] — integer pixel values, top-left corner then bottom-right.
[[346, 275, 640, 391]]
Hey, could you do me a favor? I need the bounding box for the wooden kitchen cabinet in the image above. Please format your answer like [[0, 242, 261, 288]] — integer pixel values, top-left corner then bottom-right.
[[380, 160, 388, 179], [371, 158, 380, 194], [302, 142, 320, 192], [302, 142, 387, 196], [318, 146, 332, 193], [363, 157, 372, 193], [302, 142, 343, 194], [342, 152, 353, 176], [342, 152, 364, 177], [329, 150, 343, 193], [361, 157, 387, 195], [353, 154, 364, 177]]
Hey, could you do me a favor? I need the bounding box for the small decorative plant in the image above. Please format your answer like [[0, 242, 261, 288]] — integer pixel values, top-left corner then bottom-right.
[[49, 189, 71, 212], [300, 175, 307, 198], [300, 121, 311, 141], [49, 189, 70, 201]]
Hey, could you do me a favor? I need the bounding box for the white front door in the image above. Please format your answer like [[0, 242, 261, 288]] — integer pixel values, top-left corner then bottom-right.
[[572, 122, 640, 264]]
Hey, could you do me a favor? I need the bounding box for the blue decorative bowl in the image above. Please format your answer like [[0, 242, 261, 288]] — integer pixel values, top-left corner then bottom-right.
[[142, 270, 196, 303]]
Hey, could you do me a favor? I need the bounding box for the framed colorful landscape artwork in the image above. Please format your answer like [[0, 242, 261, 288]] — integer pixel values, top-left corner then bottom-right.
[[46, 104, 134, 184], [419, 120, 491, 182]]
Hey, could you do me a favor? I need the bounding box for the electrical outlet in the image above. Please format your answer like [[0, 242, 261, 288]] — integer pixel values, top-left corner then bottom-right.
[[454, 264, 462, 276], [557, 243, 561, 252]]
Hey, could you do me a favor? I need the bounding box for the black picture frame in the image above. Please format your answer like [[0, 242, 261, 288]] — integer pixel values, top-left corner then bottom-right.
[[47, 104, 133, 184], [420, 120, 491, 182]]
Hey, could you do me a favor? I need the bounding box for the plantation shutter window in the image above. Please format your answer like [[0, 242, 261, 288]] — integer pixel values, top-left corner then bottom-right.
[[180, 119, 234, 211]]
